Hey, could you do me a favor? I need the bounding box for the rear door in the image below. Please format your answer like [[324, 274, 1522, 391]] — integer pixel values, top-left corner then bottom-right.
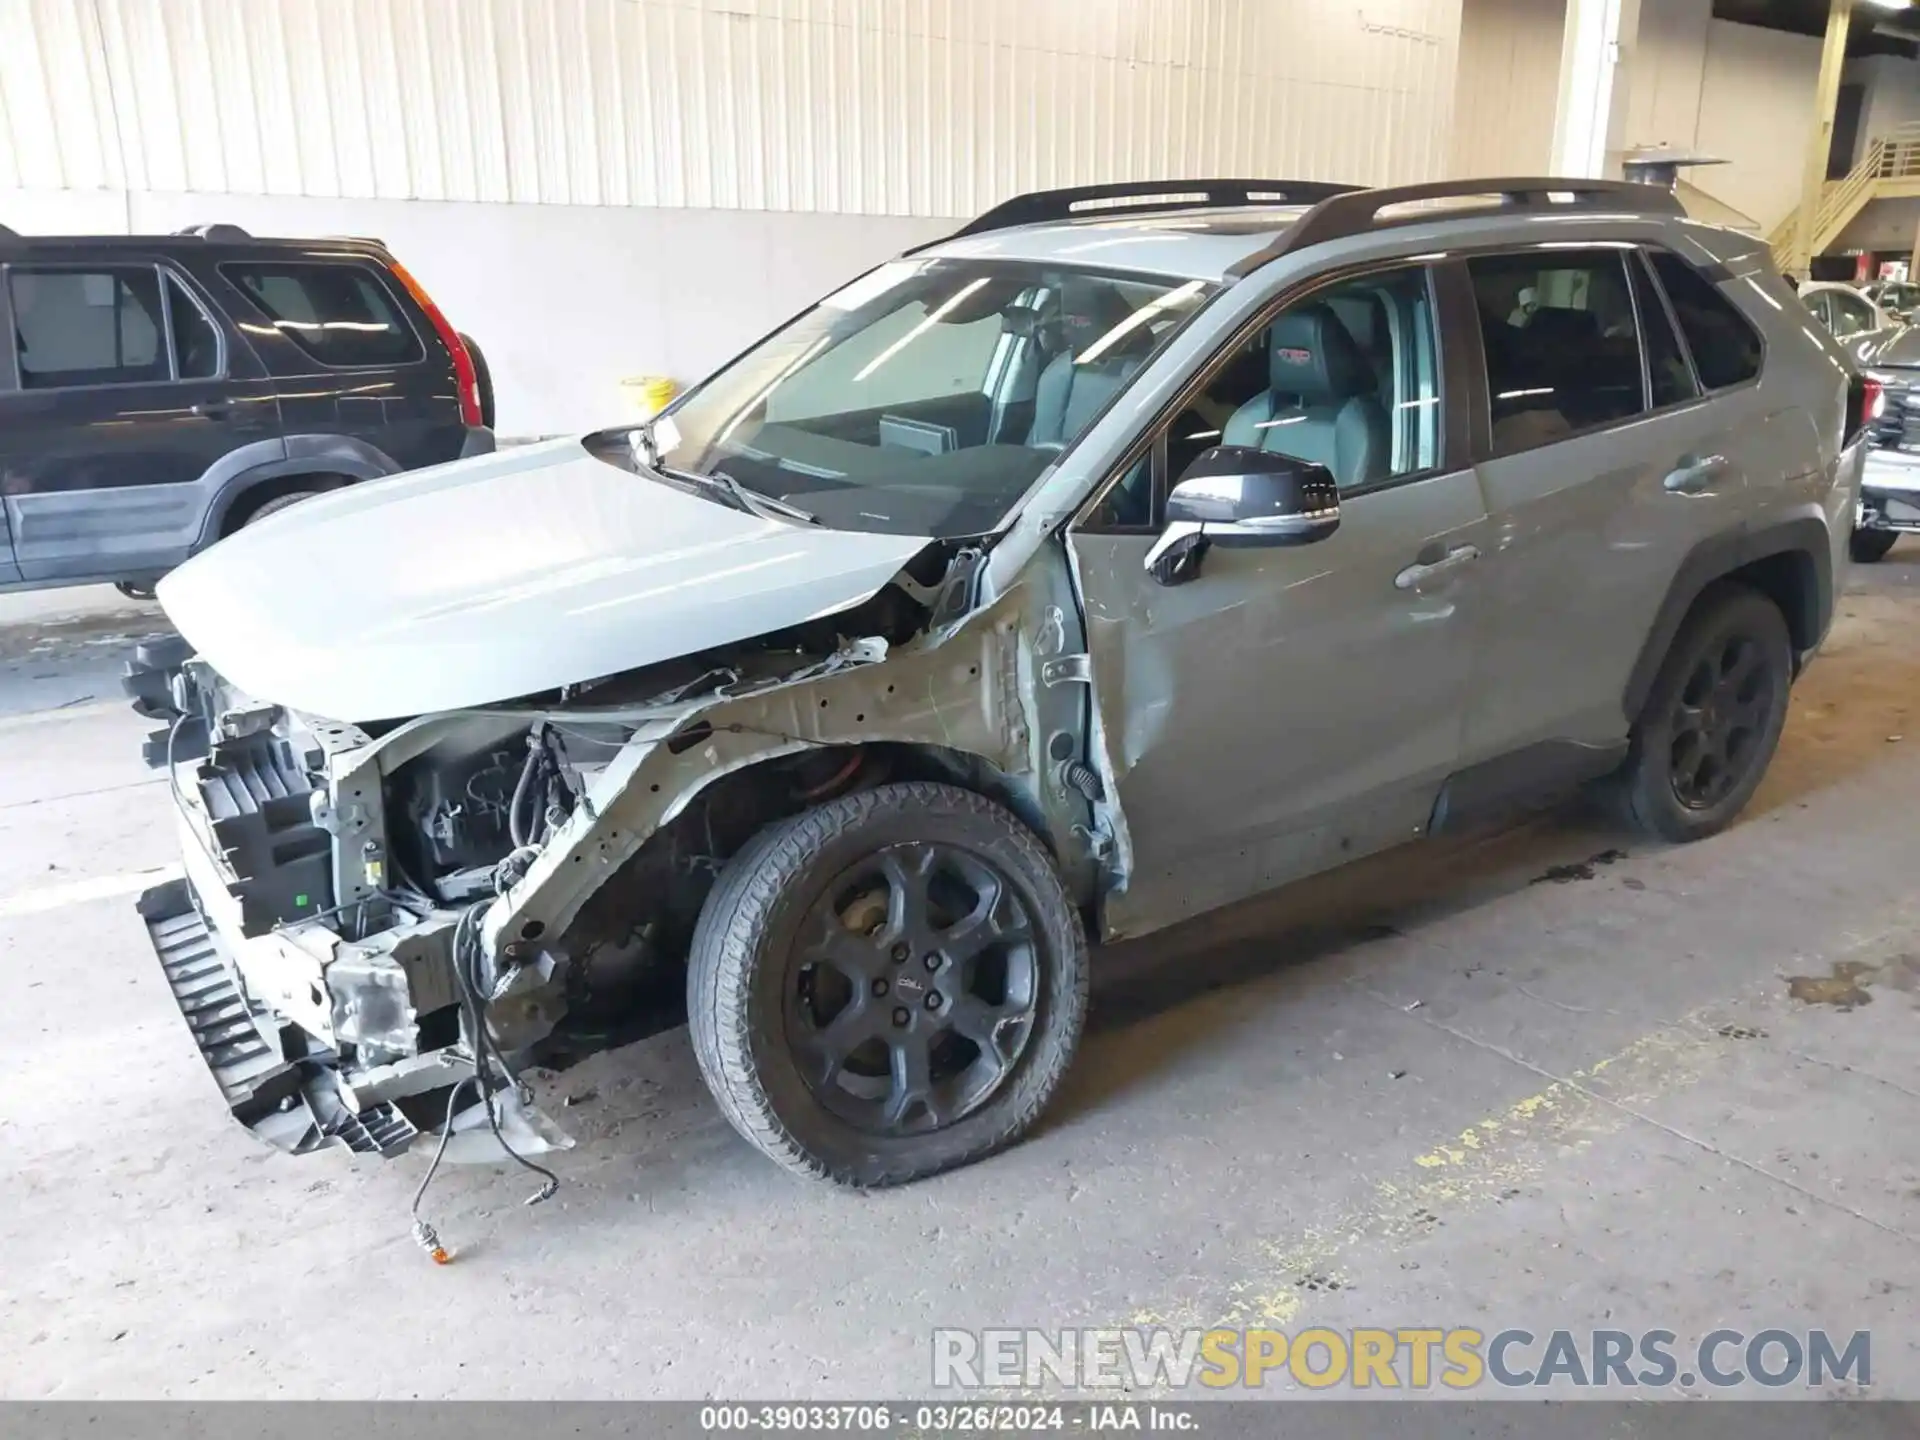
[[0, 253, 281, 582], [1066, 260, 1494, 935], [1458, 245, 1764, 761], [216, 257, 464, 469]]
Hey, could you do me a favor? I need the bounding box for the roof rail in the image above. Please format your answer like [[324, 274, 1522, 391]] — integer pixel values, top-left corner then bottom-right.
[[175, 223, 252, 242], [949, 178, 1363, 238], [1224, 176, 1686, 279]]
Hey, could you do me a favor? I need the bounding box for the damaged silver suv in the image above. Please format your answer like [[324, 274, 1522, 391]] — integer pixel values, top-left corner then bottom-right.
[[129, 177, 1868, 1194]]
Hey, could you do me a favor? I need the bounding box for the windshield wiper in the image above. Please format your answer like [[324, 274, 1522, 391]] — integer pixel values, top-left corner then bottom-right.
[[630, 419, 660, 468], [700, 468, 820, 526]]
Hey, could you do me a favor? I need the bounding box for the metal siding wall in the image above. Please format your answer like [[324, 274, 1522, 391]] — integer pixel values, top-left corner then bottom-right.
[[3, 0, 1462, 214], [1448, 0, 1561, 179]]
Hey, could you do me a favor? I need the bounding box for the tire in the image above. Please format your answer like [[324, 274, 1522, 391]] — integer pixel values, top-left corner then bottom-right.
[[1851, 529, 1898, 564], [240, 490, 322, 527], [1608, 581, 1793, 843], [687, 782, 1089, 1187], [113, 581, 157, 602]]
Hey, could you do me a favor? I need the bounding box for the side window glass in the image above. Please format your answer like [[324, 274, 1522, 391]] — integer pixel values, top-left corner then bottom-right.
[[1164, 266, 1439, 495], [166, 275, 221, 381], [1468, 249, 1644, 456], [1630, 254, 1699, 409], [221, 263, 423, 367], [1832, 293, 1873, 338], [1648, 251, 1763, 389], [8, 267, 167, 389]]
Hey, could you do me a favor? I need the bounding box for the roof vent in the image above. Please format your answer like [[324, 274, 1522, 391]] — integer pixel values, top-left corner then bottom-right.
[[1621, 147, 1727, 194]]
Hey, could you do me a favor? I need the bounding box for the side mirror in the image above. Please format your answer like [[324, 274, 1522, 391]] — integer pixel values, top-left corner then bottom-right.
[[1144, 446, 1341, 584]]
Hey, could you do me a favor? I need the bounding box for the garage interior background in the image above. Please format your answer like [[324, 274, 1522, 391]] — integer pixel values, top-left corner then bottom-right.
[[4, 0, 1918, 436]]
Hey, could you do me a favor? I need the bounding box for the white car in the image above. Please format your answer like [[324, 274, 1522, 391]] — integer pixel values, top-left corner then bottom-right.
[[1853, 325, 1920, 561], [1800, 281, 1896, 340], [1864, 279, 1920, 324]]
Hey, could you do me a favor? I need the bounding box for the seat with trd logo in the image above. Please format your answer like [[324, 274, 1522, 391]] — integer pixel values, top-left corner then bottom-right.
[[1223, 302, 1390, 490]]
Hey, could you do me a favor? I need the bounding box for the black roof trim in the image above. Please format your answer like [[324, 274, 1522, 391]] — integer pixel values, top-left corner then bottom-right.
[[948, 179, 1363, 239]]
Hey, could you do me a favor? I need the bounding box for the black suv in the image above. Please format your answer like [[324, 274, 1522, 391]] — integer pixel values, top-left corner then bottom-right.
[[0, 222, 493, 595]]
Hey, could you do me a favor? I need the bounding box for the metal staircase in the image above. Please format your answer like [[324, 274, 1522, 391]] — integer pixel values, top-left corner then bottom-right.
[[1770, 123, 1920, 267]]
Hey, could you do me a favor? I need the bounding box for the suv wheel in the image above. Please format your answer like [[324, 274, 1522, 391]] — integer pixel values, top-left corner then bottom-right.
[[242, 491, 322, 527], [1850, 529, 1898, 564], [1609, 581, 1793, 842], [688, 782, 1088, 1186]]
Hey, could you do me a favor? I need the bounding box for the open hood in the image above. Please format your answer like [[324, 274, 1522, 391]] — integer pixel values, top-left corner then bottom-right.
[[156, 439, 930, 722]]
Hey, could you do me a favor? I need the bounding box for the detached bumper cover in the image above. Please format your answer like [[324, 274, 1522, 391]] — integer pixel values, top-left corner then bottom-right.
[[138, 877, 419, 1157]]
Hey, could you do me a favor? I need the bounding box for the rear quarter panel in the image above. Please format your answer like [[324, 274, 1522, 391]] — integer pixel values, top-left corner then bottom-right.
[[1683, 228, 1857, 652]]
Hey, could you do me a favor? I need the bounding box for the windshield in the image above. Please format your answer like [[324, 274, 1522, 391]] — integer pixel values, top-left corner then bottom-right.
[[652, 258, 1213, 537]]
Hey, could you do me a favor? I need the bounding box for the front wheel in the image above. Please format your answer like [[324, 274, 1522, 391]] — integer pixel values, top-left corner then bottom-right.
[[687, 782, 1089, 1187], [1851, 529, 1899, 564], [1607, 581, 1793, 843]]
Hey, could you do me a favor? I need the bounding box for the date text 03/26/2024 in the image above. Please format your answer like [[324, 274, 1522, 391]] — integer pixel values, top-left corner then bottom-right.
[[698, 1404, 1190, 1432]]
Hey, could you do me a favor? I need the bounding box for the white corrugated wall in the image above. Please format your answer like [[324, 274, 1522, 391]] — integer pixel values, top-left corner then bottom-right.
[[5, 0, 1463, 209], [2, 0, 1466, 432]]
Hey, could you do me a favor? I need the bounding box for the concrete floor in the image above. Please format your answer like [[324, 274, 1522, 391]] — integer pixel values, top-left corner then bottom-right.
[[2, 568, 1919, 1401]]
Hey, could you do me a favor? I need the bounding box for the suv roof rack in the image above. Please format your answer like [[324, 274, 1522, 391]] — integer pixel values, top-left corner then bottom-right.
[[1224, 176, 1685, 279], [949, 178, 1363, 238], [175, 223, 253, 242]]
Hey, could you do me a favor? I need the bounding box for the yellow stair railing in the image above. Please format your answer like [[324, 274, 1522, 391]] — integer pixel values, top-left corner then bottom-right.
[[1769, 122, 1920, 266]]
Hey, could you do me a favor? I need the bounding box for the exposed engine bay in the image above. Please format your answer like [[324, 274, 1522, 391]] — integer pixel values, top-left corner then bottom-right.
[[126, 536, 1104, 1217]]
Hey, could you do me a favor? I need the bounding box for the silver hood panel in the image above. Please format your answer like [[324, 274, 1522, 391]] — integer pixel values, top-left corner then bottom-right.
[[156, 439, 930, 722]]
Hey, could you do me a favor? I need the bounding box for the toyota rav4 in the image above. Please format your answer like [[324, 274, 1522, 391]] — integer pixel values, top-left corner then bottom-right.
[[126, 177, 1868, 1203]]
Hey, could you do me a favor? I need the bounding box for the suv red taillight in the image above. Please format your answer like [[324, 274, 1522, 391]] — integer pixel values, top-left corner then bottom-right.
[[388, 258, 484, 429], [1846, 375, 1883, 446]]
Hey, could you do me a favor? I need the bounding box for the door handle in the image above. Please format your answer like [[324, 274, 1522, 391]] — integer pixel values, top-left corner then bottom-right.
[[1664, 454, 1727, 494], [1394, 543, 1480, 591], [190, 401, 232, 419]]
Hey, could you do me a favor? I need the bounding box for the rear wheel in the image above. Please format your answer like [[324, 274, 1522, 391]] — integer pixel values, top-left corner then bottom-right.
[[239, 490, 322, 527], [687, 782, 1088, 1186], [1851, 529, 1898, 564], [1609, 582, 1792, 842]]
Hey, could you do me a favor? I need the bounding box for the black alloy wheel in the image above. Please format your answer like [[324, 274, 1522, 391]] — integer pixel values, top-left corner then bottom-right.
[[789, 840, 1039, 1135], [687, 782, 1088, 1186], [1605, 580, 1793, 843], [1666, 633, 1779, 812]]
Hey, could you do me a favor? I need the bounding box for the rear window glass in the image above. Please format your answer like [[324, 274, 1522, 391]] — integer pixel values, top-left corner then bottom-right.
[[222, 262, 422, 367], [1630, 254, 1698, 409], [1468, 248, 1646, 455], [1648, 252, 1763, 390], [9, 267, 168, 389]]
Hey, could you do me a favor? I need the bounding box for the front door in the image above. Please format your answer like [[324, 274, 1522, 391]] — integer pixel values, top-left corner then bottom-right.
[[1066, 263, 1492, 937], [0, 259, 277, 582]]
